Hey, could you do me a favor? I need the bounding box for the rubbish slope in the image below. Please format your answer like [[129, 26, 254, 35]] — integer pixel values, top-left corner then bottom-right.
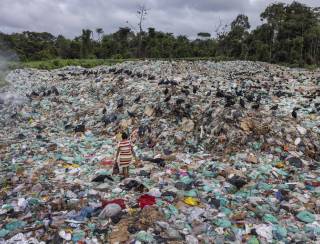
[[0, 61, 320, 243]]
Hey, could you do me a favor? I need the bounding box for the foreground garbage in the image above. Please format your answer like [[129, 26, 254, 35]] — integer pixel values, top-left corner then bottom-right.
[[1, 60, 320, 243]]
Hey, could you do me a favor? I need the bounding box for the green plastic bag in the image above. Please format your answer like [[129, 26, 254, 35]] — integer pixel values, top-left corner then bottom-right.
[[287, 224, 300, 233], [213, 218, 232, 228], [184, 189, 198, 197], [0, 229, 10, 238], [296, 211, 315, 223], [247, 236, 260, 244], [135, 231, 154, 242], [263, 214, 278, 224], [272, 225, 287, 240], [180, 176, 193, 185], [5, 220, 27, 231]]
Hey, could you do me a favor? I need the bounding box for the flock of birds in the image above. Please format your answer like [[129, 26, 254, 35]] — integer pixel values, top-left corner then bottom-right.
[[23, 66, 320, 135]]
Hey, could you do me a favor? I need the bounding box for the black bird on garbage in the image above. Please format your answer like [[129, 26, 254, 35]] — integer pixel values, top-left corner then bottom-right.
[[74, 122, 85, 133], [270, 104, 278, 110], [64, 122, 72, 130], [158, 79, 168, 85], [154, 106, 163, 117], [117, 98, 124, 108], [216, 89, 224, 98], [170, 80, 178, 86], [193, 85, 198, 94], [102, 114, 117, 126], [127, 111, 136, 118], [124, 69, 132, 76], [45, 90, 52, 96], [134, 95, 141, 103], [92, 174, 114, 182], [164, 95, 171, 103], [251, 103, 260, 110], [164, 88, 169, 95], [31, 91, 39, 97], [51, 86, 59, 96], [292, 109, 298, 119], [114, 68, 123, 75], [102, 107, 106, 114], [228, 175, 247, 189], [225, 97, 236, 107], [240, 98, 246, 108], [181, 89, 190, 96], [255, 94, 262, 103], [176, 98, 185, 105], [109, 68, 116, 73], [245, 93, 254, 102], [235, 89, 243, 97], [138, 126, 146, 137], [144, 157, 166, 167]]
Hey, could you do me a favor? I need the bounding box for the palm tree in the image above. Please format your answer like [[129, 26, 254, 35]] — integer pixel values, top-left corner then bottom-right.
[[96, 28, 104, 42], [81, 29, 92, 58]]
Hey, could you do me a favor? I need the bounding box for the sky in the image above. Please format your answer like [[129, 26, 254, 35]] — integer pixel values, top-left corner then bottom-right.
[[0, 0, 319, 39]]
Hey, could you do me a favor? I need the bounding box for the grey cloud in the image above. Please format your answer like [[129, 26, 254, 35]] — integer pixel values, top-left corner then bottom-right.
[[0, 0, 319, 38], [152, 0, 249, 12]]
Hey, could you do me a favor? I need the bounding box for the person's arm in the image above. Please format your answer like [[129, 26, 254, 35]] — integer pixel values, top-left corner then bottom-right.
[[113, 146, 120, 174], [115, 146, 120, 162]]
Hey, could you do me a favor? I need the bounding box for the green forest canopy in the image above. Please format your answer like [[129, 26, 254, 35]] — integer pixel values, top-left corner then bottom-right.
[[0, 1, 319, 66]]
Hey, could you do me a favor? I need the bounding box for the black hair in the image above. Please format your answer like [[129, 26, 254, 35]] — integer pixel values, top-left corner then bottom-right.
[[122, 132, 129, 140]]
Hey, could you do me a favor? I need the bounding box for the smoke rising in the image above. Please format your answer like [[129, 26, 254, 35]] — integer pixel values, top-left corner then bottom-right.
[[0, 58, 9, 87], [0, 46, 25, 107], [0, 46, 18, 85]]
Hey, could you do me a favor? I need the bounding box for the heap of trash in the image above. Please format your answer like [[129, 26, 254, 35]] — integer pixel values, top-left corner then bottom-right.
[[0, 60, 320, 243]]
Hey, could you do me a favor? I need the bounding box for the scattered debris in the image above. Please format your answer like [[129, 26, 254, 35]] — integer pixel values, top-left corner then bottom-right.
[[0, 61, 319, 243]]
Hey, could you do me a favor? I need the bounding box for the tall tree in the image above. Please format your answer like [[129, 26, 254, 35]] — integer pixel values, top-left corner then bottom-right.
[[137, 4, 148, 57], [1, 1, 319, 66], [81, 29, 92, 58], [231, 14, 251, 30], [218, 14, 251, 58], [96, 28, 104, 42]]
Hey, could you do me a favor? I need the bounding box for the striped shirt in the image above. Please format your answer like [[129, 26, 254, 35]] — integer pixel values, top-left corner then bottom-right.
[[118, 140, 132, 167]]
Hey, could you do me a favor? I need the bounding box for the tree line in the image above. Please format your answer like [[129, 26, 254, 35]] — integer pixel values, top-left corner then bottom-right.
[[0, 1, 319, 66]]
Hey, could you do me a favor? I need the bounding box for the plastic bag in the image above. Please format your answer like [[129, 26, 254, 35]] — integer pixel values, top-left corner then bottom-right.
[[98, 204, 122, 218]]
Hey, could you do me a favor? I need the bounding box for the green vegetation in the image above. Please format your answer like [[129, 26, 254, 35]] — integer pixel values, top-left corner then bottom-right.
[[21, 59, 125, 70], [18, 57, 232, 70], [0, 73, 8, 87], [0, 79, 7, 87], [0, 1, 319, 67]]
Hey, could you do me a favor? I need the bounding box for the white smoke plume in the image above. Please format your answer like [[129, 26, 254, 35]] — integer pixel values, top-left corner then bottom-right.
[[0, 46, 18, 85], [0, 46, 25, 106]]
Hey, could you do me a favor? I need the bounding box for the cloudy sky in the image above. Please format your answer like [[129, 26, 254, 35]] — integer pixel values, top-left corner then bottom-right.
[[0, 0, 319, 38]]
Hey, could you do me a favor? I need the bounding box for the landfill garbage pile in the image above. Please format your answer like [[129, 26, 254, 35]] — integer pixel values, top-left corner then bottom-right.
[[0, 60, 320, 243]]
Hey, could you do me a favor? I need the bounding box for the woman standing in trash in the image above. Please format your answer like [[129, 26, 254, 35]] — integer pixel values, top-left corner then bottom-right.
[[114, 132, 139, 178]]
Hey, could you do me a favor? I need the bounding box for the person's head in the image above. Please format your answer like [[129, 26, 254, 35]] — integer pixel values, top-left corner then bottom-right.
[[121, 132, 129, 140]]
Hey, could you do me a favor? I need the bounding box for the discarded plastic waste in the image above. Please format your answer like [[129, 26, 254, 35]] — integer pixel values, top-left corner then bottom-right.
[[296, 211, 316, 223], [183, 197, 200, 206], [98, 203, 122, 218], [138, 194, 156, 209], [0, 60, 319, 243]]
